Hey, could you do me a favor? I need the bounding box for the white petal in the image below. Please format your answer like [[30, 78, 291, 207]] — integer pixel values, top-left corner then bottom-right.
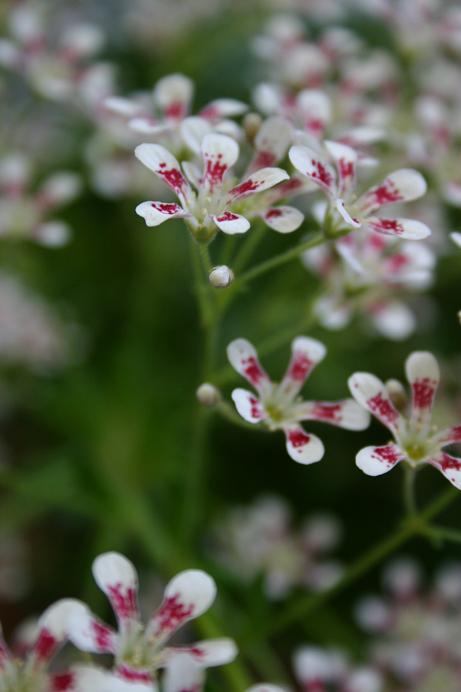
[[348, 373, 404, 434], [370, 301, 415, 341], [163, 653, 204, 692], [166, 638, 238, 667], [357, 170, 427, 215], [201, 133, 239, 190], [71, 666, 153, 692], [252, 116, 293, 169], [325, 140, 357, 196], [129, 118, 168, 135], [294, 399, 370, 430], [68, 606, 117, 654], [451, 231, 461, 248], [227, 338, 272, 395], [364, 217, 431, 240], [298, 89, 331, 136], [93, 552, 139, 624], [293, 646, 335, 683], [134, 144, 190, 200], [246, 687, 286, 692], [288, 145, 336, 195], [104, 96, 141, 117], [39, 173, 81, 205], [200, 98, 247, 119], [335, 198, 361, 228], [262, 205, 303, 233], [284, 425, 325, 465], [39, 599, 88, 641], [135, 201, 188, 227], [427, 453, 461, 490], [34, 221, 71, 247], [180, 116, 212, 155], [212, 211, 250, 234], [154, 74, 193, 116], [149, 570, 216, 639], [405, 351, 439, 428], [356, 444, 405, 476], [228, 168, 289, 200], [231, 388, 267, 423], [278, 336, 326, 400]]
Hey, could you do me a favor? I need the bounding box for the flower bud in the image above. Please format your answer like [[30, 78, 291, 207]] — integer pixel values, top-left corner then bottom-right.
[[243, 112, 263, 142], [209, 265, 234, 289], [196, 383, 221, 407]]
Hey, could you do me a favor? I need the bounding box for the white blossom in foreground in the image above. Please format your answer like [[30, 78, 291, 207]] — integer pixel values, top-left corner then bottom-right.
[[0, 599, 86, 691], [0, 154, 80, 246], [135, 134, 292, 241], [349, 352, 461, 488], [289, 141, 430, 240], [227, 336, 369, 463], [213, 496, 342, 598], [68, 552, 237, 688]]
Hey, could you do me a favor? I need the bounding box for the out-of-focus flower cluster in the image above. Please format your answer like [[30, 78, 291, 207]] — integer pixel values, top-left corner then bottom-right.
[[211, 495, 342, 598]]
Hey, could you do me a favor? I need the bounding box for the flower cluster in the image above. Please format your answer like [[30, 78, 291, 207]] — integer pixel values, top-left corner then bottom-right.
[[212, 496, 342, 598]]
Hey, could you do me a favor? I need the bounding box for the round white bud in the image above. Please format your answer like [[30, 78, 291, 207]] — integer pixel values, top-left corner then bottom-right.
[[209, 265, 234, 289], [196, 383, 221, 407]]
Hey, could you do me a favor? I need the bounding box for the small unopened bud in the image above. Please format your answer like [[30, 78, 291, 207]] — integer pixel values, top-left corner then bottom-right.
[[209, 265, 234, 288], [385, 378, 407, 411], [243, 112, 263, 142], [196, 383, 221, 407]]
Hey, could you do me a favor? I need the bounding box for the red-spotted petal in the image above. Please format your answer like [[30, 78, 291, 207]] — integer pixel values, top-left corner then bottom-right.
[[163, 638, 238, 668], [298, 89, 331, 137], [200, 98, 247, 120], [93, 552, 139, 625], [227, 339, 272, 395], [50, 672, 77, 691], [262, 205, 303, 233], [231, 388, 267, 423], [284, 424, 325, 464], [405, 351, 439, 429], [34, 600, 87, 662], [163, 653, 203, 692], [293, 399, 370, 430], [325, 140, 357, 196], [149, 570, 216, 641], [154, 73, 193, 120], [348, 373, 404, 434], [67, 607, 117, 654], [278, 336, 326, 401], [288, 145, 336, 195], [202, 133, 239, 191], [364, 217, 431, 240], [134, 144, 191, 202], [135, 201, 188, 227], [356, 443, 405, 476], [428, 453, 461, 490], [356, 170, 427, 215], [228, 168, 289, 200], [250, 116, 293, 171], [212, 211, 250, 235], [70, 666, 152, 692], [435, 425, 461, 446], [335, 198, 361, 228]]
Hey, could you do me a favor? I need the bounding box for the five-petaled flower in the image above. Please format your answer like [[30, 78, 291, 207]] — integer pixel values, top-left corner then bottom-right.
[[0, 599, 85, 691], [134, 134, 292, 241], [349, 351, 461, 489], [227, 336, 370, 464], [289, 140, 431, 240], [67, 552, 237, 689]]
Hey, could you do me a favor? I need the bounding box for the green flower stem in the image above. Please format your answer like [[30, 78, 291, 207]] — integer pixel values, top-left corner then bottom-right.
[[251, 487, 458, 641], [231, 231, 325, 290], [421, 524, 461, 544], [232, 225, 266, 273], [403, 465, 418, 517]]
